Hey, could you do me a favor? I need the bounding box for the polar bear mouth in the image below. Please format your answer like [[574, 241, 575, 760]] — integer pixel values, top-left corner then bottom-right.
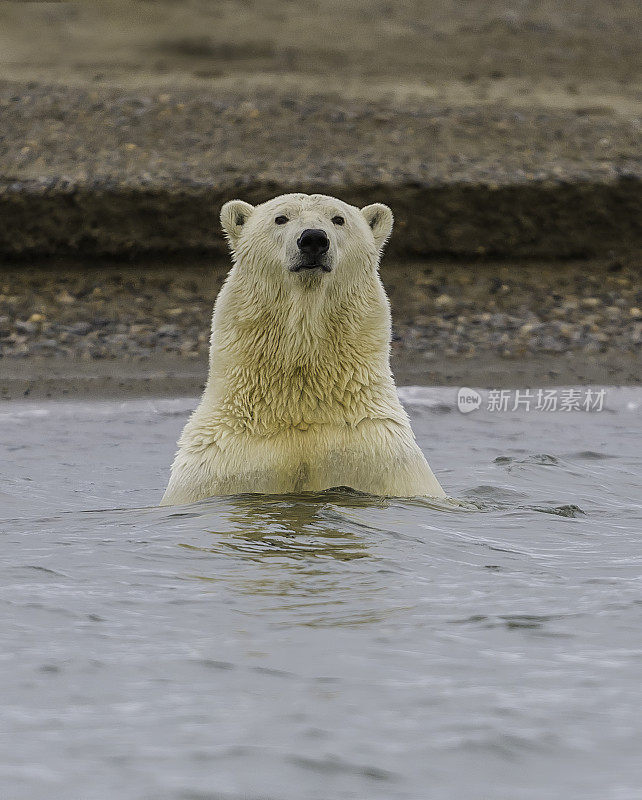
[[290, 260, 332, 273]]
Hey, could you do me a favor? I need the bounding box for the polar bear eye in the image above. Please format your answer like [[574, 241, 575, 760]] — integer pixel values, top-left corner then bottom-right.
[[274, 215, 289, 225], [331, 215, 345, 226]]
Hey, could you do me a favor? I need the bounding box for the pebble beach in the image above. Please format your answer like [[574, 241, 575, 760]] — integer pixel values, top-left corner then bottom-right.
[[1, 257, 640, 397]]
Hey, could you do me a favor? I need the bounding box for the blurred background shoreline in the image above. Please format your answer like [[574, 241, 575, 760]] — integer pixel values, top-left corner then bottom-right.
[[0, 0, 640, 390]]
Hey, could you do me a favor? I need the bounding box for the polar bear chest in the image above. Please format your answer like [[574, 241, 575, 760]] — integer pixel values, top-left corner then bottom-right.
[[205, 418, 404, 495]]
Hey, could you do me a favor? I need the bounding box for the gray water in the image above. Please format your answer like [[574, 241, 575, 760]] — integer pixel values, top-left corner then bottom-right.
[[1, 387, 641, 800]]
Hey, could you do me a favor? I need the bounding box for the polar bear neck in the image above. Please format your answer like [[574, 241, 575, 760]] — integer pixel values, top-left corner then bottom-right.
[[199, 261, 404, 433]]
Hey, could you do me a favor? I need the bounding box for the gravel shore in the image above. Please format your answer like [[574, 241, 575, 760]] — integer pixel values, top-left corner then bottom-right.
[[1, 258, 640, 396]]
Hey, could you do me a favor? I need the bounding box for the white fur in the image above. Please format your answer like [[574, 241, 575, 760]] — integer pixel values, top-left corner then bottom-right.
[[161, 193, 444, 505]]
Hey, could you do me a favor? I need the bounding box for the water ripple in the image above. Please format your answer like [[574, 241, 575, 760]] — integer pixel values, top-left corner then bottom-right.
[[1, 389, 641, 800]]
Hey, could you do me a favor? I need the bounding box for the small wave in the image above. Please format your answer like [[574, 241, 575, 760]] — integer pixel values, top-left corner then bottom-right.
[[530, 504, 586, 518], [287, 754, 398, 781], [569, 450, 618, 460], [494, 453, 560, 469], [462, 484, 530, 506], [20, 565, 70, 577], [450, 613, 566, 630]]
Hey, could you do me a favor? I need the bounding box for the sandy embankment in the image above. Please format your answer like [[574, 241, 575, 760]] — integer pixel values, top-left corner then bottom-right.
[[0, 0, 640, 260]]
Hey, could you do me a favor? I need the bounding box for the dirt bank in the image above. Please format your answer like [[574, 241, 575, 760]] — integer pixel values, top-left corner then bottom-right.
[[1, 81, 639, 260], [0, 1, 640, 259]]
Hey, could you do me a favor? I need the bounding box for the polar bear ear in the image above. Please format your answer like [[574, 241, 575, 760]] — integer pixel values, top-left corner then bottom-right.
[[220, 200, 254, 247], [361, 203, 394, 252]]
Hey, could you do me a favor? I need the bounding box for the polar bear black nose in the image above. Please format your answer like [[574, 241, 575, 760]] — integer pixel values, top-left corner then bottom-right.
[[297, 229, 329, 256]]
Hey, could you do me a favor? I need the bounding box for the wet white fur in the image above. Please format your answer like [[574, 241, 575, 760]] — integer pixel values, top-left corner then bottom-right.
[[161, 193, 444, 505]]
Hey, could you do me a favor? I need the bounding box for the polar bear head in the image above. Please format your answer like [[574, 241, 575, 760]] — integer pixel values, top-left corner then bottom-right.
[[219, 193, 393, 283]]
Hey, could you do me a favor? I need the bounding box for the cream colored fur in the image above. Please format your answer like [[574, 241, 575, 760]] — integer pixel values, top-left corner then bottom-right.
[[161, 193, 444, 505]]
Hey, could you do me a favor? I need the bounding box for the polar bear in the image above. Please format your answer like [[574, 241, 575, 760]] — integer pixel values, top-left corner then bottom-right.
[[160, 193, 444, 505]]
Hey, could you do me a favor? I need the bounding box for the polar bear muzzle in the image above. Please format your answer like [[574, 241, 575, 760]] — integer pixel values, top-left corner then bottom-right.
[[291, 228, 332, 272]]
